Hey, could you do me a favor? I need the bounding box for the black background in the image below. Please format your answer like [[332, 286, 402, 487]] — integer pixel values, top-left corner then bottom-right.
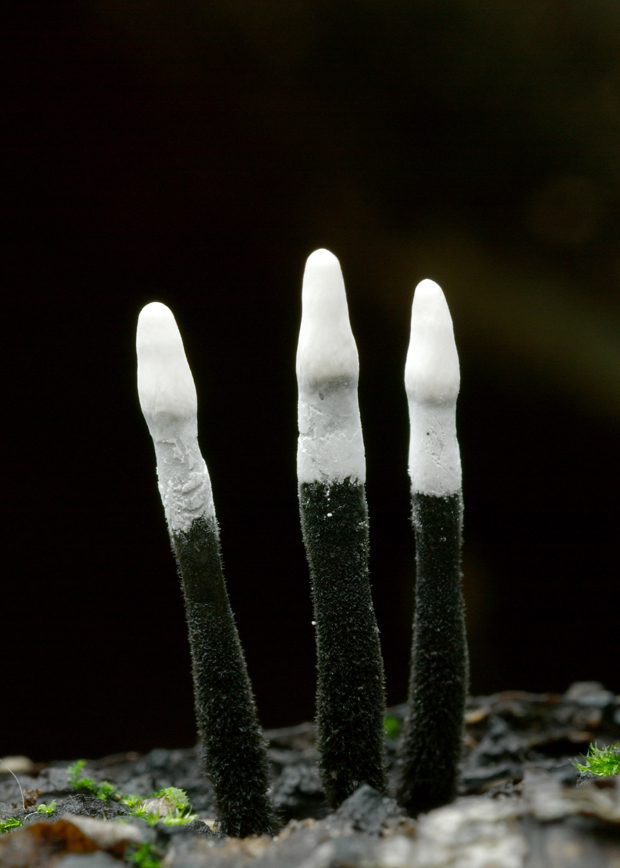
[[4, 0, 620, 761]]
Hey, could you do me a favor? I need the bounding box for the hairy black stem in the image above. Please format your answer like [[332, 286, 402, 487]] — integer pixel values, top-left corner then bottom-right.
[[397, 492, 468, 817], [299, 478, 387, 808], [172, 515, 277, 837]]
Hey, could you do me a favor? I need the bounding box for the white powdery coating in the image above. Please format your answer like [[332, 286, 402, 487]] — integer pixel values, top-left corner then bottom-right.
[[297, 386, 366, 485], [296, 249, 359, 384], [296, 249, 365, 484], [405, 279, 460, 404], [408, 403, 461, 496], [405, 280, 462, 496], [137, 302, 215, 531], [137, 302, 198, 428]]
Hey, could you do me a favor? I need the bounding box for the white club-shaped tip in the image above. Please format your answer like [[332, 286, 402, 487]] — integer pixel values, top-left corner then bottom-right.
[[137, 302, 197, 426], [296, 249, 359, 384], [405, 279, 460, 405]]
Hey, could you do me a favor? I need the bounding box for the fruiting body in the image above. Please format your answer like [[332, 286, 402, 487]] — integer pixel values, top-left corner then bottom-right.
[[397, 279, 468, 817], [296, 250, 387, 807], [137, 302, 276, 837]]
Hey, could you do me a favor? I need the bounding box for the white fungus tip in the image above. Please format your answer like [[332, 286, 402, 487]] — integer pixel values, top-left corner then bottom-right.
[[296, 250, 365, 485], [306, 248, 340, 268], [405, 280, 462, 496], [296, 248, 359, 384], [405, 279, 460, 405], [137, 302, 197, 431]]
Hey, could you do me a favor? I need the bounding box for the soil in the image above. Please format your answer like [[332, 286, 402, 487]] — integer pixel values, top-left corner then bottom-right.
[[2, 681, 620, 867]]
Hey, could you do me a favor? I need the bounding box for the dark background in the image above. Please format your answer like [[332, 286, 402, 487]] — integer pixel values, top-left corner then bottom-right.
[[4, 0, 620, 761]]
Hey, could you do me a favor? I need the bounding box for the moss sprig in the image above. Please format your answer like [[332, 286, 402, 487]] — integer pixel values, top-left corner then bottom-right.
[[384, 716, 401, 740], [66, 762, 198, 826], [125, 841, 163, 868], [67, 760, 117, 800], [575, 743, 620, 777], [0, 818, 22, 834]]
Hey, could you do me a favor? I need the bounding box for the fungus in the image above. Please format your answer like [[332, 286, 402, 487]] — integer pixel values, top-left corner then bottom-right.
[[396, 279, 469, 816], [296, 249, 387, 807], [137, 302, 276, 838]]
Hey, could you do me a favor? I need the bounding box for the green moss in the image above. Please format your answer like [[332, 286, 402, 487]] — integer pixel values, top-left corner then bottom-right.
[[125, 841, 162, 868], [384, 716, 401, 740], [0, 818, 22, 834], [67, 762, 197, 825], [575, 743, 620, 777], [156, 787, 188, 811], [67, 760, 117, 800], [0, 766, 197, 840], [121, 794, 144, 809]]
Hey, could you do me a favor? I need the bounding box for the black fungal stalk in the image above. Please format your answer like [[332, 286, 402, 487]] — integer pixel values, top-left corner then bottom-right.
[[172, 515, 277, 837], [397, 492, 467, 815], [137, 302, 277, 837], [296, 250, 387, 807], [299, 479, 387, 807], [397, 279, 469, 817]]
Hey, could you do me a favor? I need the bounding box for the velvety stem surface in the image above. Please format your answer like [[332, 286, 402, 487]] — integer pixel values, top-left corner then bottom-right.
[[172, 515, 277, 837], [299, 479, 387, 808], [397, 492, 468, 817]]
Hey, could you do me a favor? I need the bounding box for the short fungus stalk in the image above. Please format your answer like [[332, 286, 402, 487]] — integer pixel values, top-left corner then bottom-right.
[[397, 279, 469, 817], [137, 302, 276, 838], [296, 249, 387, 808]]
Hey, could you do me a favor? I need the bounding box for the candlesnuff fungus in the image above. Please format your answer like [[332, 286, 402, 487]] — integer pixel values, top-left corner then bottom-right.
[[296, 249, 388, 807], [397, 279, 469, 817], [136, 302, 277, 838]]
